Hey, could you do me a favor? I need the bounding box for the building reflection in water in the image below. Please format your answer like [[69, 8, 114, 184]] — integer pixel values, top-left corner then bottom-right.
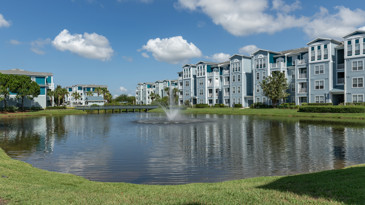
[[0, 113, 365, 184]]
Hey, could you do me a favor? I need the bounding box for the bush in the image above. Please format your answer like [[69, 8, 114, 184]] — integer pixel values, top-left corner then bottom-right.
[[214, 104, 226, 108], [302, 103, 332, 106], [30, 106, 43, 111], [6, 106, 18, 112], [298, 106, 365, 113], [46, 106, 67, 110], [90, 104, 100, 107], [196, 104, 209, 108], [234, 104, 242, 108], [278, 103, 299, 109], [250, 102, 273, 109]]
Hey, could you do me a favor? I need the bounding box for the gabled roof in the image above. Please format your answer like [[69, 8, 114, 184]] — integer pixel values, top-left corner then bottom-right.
[[343, 30, 365, 39], [274, 47, 308, 57], [252, 49, 280, 56], [229, 54, 251, 59], [72, 84, 107, 88], [307, 38, 341, 45], [195, 61, 218, 65], [0, 68, 53, 76], [182, 64, 195, 68]]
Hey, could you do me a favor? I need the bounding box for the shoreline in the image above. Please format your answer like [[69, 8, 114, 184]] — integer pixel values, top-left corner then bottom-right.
[[0, 148, 363, 204]]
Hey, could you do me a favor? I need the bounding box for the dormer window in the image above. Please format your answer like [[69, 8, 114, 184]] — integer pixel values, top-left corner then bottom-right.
[[348, 41, 352, 56], [311, 47, 315, 61], [355, 39, 360, 55], [324, 44, 328, 59], [317, 45, 321, 60]]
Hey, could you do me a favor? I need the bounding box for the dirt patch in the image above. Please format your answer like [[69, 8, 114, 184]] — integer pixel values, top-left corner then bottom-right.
[[0, 198, 8, 205]]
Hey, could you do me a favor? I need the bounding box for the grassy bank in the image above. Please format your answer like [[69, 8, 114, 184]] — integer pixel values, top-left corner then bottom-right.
[[0, 148, 364, 204], [0, 109, 87, 118], [150, 108, 365, 122]]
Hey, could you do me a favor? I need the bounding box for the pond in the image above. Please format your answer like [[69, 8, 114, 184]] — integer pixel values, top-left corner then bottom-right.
[[1, 113, 365, 185]]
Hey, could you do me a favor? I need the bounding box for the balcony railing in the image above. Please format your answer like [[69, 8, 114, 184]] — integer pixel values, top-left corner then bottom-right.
[[324, 54, 328, 59], [337, 78, 345, 84], [355, 50, 360, 55], [296, 59, 307, 65], [299, 88, 307, 93], [223, 70, 229, 75], [299, 73, 307, 78], [338, 63, 344, 70], [270, 62, 285, 69]]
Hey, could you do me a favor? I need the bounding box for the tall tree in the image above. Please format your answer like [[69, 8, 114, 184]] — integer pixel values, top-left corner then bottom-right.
[[259, 71, 289, 107], [0, 74, 16, 109], [13, 75, 40, 110], [94, 87, 102, 96], [47, 89, 55, 107], [54, 86, 69, 106], [86, 91, 93, 96], [71, 92, 81, 105]]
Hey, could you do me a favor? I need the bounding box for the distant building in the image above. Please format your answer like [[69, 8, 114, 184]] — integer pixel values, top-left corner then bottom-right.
[[0, 68, 54, 108], [135, 80, 178, 105], [65, 84, 107, 106]]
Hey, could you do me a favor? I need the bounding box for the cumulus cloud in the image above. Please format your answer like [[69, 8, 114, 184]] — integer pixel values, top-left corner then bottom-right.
[[141, 52, 150, 58], [177, 0, 365, 39], [0, 14, 10, 28], [119, 86, 128, 93], [141, 36, 202, 64], [207, 53, 230, 62], [52, 29, 114, 61], [176, 0, 307, 36], [31, 38, 51, 55], [303, 6, 365, 39], [9, 40, 21, 45], [239, 45, 259, 55]]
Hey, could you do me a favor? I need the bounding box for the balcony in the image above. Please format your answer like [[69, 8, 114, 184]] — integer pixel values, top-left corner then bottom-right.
[[270, 62, 285, 69], [299, 73, 307, 78], [337, 63, 344, 70], [337, 78, 344, 84], [296, 59, 307, 65], [299, 88, 307, 93], [223, 70, 230, 75]]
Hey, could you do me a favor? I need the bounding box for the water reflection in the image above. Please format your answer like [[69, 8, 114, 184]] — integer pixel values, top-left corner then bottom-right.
[[0, 113, 365, 184]]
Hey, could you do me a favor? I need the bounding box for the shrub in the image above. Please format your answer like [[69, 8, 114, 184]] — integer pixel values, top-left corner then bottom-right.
[[278, 103, 299, 109], [90, 104, 100, 107], [196, 104, 209, 108], [302, 103, 332, 106], [6, 106, 18, 112], [214, 104, 226, 108], [31, 106, 43, 111], [298, 106, 365, 113], [46, 106, 67, 110], [250, 102, 273, 109], [234, 104, 242, 108]]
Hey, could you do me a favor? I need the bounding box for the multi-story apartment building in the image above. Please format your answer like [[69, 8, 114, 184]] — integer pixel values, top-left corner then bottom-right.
[[136, 80, 178, 105], [137, 29, 365, 107], [65, 84, 107, 106], [0, 68, 54, 108]]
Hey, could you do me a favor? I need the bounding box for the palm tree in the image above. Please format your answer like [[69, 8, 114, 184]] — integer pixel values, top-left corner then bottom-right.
[[86, 91, 93, 96], [47, 89, 55, 107], [60, 88, 69, 106], [94, 87, 102, 96], [71, 92, 81, 106], [54, 85, 63, 106], [149, 92, 156, 102]]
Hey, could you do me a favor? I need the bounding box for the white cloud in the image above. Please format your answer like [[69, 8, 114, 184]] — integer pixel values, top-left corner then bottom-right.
[[176, 0, 307, 36], [9, 40, 21, 45], [0, 14, 10, 28], [359, 26, 365, 31], [52, 29, 114, 61], [141, 36, 202, 64], [117, 0, 153, 3], [207, 53, 230, 62], [31, 38, 51, 55], [119, 86, 128, 93], [239, 45, 259, 55], [303, 6, 365, 39], [141, 52, 150, 58], [272, 0, 301, 13], [122, 56, 133, 62]]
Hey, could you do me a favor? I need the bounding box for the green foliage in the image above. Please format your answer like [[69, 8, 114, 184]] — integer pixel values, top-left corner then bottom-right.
[[90, 104, 100, 107], [213, 104, 226, 108], [259, 71, 289, 106], [0, 73, 17, 109], [184, 100, 190, 106], [301, 103, 333, 106], [278, 103, 299, 109], [54, 85, 69, 106], [234, 104, 242, 108], [196, 104, 209, 108], [46, 106, 67, 110], [5, 106, 18, 112], [114, 94, 136, 104], [299, 106, 365, 113], [11, 75, 40, 110], [250, 102, 274, 109]]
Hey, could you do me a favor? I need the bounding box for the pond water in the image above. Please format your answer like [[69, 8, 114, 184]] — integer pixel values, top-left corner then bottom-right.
[[1, 113, 365, 185]]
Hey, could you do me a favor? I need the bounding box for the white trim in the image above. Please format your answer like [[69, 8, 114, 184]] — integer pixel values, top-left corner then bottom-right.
[[314, 80, 325, 90], [352, 94, 364, 103]]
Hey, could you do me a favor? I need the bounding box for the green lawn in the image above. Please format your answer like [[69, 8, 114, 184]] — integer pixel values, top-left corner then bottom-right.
[[0, 109, 87, 118], [0, 148, 364, 204], [150, 108, 365, 122]]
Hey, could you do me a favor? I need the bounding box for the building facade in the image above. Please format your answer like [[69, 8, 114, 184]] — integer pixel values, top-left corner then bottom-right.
[[65, 84, 107, 106], [135, 80, 178, 105], [0, 68, 54, 108]]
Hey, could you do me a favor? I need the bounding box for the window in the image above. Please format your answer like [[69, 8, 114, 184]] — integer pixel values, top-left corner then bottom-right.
[[355, 39, 360, 55], [353, 94, 364, 103], [263, 97, 266, 103], [353, 77, 364, 88], [185, 81, 189, 86], [315, 96, 325, 103], [317, 45, 321, 60], [185, 91, 189, 96], [315, 80, 324, 90], [291, 83, 295, 92], [324, 44, 328, 59], [232, 87, 236, 94], [263, 72, 266, 79], [337, 72, 345, 84], [256, 85, 260, 93], [311, 47, 315, 61], [256, 97, 260, 102], [199, 79, 203, 86], [352, 60, 363, 71], [238, 75, 241, 82], [256, 72, 260, 80], [238, 86, 241, 94], [315, 65, 324, 74], [348, 41, 352, 56], [363, 38, 365, 54], [199, 89, 203, 95], [224, 88, 230, 96]]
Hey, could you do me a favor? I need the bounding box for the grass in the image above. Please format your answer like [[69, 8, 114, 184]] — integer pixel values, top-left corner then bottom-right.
[[0, 109, 87, 118], [0, 148, 364, 204], [149, 107, 365, 122]]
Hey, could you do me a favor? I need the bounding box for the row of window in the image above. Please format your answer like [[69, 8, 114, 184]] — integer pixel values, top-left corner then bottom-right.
[[231, 62, 241, 72], [310, 45, 329, 61], [347, 38, 365, 56]]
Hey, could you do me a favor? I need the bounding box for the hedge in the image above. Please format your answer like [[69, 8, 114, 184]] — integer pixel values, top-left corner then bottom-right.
[[278, 103, 299, 109], [301, 103, 332, 106], [298, 106, 365, 113], [196, 104, 209, 108], [234, 104, 242, 108], [46, 106, 67, 110], [250, 102, 273, 109], [214, 104, 226, 108]]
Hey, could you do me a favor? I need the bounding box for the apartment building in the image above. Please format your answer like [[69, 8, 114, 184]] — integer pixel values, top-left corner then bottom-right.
[[0, 68, 54, 108], [65, 84, 107, 106], [136, 80, 178, 105]]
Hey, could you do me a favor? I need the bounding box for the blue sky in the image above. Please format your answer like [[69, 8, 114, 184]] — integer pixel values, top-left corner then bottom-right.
[[1, 0, 365, 96]]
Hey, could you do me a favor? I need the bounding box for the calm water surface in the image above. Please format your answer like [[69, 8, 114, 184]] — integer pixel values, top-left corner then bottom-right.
[[1, 113, 365, 184]]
